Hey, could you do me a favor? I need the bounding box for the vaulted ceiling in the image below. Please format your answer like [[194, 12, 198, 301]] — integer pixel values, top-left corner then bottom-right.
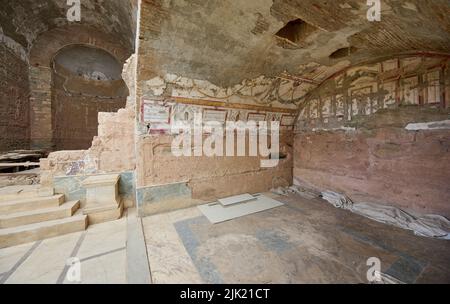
[[0, 0, 136, 52], [139, 0, 450, 88], [1, 0, 450, 102]]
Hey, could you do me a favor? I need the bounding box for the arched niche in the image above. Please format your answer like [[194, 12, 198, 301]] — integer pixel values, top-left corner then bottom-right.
[[27, 25, 133, 151], [50, 44, 129, 150]]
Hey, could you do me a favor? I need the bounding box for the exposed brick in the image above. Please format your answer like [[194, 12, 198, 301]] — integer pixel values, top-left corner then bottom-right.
[[0, 43, 30, 151]]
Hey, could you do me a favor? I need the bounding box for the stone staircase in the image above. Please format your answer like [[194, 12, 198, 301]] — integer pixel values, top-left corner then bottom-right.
[[0, 185, 87, 249]]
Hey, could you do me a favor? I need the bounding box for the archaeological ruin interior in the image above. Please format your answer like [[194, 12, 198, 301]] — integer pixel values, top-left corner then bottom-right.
[[0, 0, 449, 286]]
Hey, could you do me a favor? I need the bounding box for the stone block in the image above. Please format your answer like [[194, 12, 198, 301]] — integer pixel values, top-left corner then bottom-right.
[[81, 174, 123, 223]]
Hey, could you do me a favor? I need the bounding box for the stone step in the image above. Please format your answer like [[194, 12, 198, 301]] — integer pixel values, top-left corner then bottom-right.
[[0, 201, 80, 229], [0, 215, 88, 249], [0, 185, 54, 202], [0, 194, 65, 215]]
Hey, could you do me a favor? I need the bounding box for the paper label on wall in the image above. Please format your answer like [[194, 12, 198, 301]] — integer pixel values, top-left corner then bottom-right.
[[203, 109, 227, 123], [142, 101, 171, 123], [247, 113, 266, 122]]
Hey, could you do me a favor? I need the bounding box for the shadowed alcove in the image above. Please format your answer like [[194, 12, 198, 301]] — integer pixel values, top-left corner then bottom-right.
[[51, 45, 129, 150]]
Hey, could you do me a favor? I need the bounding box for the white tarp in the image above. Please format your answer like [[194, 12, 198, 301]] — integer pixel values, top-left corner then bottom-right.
[[272, 185, 319, 200], [321, 191, 354, 210], [199, 194, 284, 224], [405, 120, 450, 131], [320, 190, 450, 239]]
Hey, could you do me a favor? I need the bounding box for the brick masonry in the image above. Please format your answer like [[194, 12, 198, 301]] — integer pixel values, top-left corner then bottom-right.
[[0, 43, 30, 151], [29, 66, 52, 150]]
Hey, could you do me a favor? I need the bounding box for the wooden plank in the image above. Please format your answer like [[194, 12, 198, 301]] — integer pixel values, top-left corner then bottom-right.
[[0, 173, 39, 177], [0, 163, 40, 167]]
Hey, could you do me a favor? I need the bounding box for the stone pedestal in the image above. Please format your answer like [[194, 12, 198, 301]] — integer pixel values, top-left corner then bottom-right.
[[81, 174, 123, 224]]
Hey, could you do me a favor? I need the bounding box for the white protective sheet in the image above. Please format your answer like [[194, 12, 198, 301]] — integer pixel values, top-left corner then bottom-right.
[[199, 195, 284, 224], [271, 185, 319, 200], [320, 191, 450, 239], [218, 193, 257, 206]]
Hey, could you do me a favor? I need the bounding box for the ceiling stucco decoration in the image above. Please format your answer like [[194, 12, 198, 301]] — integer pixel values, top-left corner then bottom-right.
[[1, 0, 449, 109], [138, 0, 450, 106]]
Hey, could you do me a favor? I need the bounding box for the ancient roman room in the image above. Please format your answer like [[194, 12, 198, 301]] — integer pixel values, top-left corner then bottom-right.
[[0, 0, 449, 287]]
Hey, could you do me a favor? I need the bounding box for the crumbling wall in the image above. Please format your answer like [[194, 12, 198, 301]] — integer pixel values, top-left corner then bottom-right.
[[40, 55, 138, 198], [51, 48, 128, 150], [294, 55, 450, 217], [40, 106, 136, 185], [3, 2, 140, 206], [28, 25, 132, 150], [51, 90, 127, 151], [0, 38, 30, 151]]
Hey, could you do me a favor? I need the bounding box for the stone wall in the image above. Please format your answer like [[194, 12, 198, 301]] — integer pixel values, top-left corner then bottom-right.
[[39, 53, 138, 208], [136, 131, 293, 215], [29, 66, 53, 150], [40, 107, 136, 184], [51, 91, 127, 151], [0, 42, 30, 151], [133, 86, 297, 215], [294, 55, 450, 217], [294, 118, 450, 218], [51, 55, 128, 150], [4, 2, 139, 209], [135, 1, 305, 215], [28, 25, 133, 150], [39, 106, 137, 206]]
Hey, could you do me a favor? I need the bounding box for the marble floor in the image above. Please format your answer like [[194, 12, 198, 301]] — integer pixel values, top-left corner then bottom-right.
[[142, 193, 450, 284], [2, 193, 450, 284], [0, 212, 128, 284]]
